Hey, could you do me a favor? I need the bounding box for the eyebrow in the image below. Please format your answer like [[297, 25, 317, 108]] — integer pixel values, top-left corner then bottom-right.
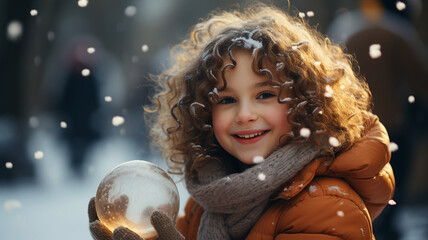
[[218, 80, 272, 92], [255, 81, 272, 87]]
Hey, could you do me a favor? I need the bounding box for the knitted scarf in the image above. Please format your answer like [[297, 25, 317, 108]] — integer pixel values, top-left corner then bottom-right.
[[185, 142, 320, 240]]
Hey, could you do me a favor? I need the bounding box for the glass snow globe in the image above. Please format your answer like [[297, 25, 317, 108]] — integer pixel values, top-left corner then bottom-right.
[[95, 160, 180, 239]]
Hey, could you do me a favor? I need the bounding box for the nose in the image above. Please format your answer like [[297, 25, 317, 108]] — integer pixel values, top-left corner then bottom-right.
[[235, 102, 258, 124]]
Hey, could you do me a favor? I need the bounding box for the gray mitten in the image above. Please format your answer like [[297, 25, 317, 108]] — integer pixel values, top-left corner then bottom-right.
[[88, 197, 142, 240], [150, 210, 185, 240], [88, 197, 184, 240]]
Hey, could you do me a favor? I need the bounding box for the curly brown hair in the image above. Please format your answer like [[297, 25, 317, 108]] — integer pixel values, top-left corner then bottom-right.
[[145, 4, 372, 177]]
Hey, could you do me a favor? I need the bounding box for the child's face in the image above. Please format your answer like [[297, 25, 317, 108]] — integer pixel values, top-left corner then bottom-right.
[[212, 50, 291, 164]]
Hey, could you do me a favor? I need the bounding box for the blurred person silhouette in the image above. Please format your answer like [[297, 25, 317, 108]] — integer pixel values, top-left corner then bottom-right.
[[328, 0, 428, 239], [58, 35, 101, 178]]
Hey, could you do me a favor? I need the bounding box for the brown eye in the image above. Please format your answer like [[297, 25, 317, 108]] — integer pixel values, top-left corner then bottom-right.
[[218, 97, 236, 104], [257, 92, 275, 99]]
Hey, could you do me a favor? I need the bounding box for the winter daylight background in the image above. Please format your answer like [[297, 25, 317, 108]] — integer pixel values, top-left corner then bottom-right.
[[1, 0, 428, 239]]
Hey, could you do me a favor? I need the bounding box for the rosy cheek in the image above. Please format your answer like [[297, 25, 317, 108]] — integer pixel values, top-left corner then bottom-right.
[[272, 105, 291, 132], [212, 112, 226, 139]]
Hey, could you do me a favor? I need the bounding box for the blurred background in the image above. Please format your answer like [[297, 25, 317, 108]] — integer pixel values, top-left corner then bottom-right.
[[0, 0, 427, 239]]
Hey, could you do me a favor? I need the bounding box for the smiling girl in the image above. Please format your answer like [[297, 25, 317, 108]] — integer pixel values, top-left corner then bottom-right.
[[89, 4, 395, 240]]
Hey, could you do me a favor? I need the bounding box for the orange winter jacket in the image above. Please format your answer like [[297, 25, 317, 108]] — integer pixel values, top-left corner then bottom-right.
[[176, 114, 395, 240]]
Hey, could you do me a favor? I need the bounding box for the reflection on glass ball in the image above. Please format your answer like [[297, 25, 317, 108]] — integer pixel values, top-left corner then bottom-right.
[[95, 160, 180, 239]]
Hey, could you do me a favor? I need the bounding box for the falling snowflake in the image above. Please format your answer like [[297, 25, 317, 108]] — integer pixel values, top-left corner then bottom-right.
[[34, 150, 44, 159], [388, 142, 399, 152], [124, 6, 137, 17], [30, 9, 38, 16], [396, 1, 406, 11], [329, 137, 340, 147], [104, 96, 112, 102], [258, 173, 266, 181], [5, 162, 13, 169], [324, 85, 334, 98], [314, 61, 321, 66], [340, 85, 345, 90], [300, 128, 311, 138], [7, 20, 23, 41], [388, 199, 397, 205], [369, 44, 382, 59], [141, 44, 149, 52], [78, 0, 88, 7], [306, 11, 314, 17], [4, 200, 22, 211], [252, 156, 265, 164], [408, 95, 415, 103], [112, 116, 125, 126], [60, 121, 67, 128], [81, 68, 90, 76], [298, 12, 305, 18], [337, 210, 344, 217], [87, 47, 95, 54]]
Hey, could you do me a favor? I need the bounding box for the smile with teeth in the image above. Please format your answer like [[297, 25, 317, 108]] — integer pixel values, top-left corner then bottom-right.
[[235, 130, 268, 139]]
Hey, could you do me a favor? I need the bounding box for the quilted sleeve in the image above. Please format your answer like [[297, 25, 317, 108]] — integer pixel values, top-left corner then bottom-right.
[[328, 114, 395, 219], [274, 178, 374, 240]]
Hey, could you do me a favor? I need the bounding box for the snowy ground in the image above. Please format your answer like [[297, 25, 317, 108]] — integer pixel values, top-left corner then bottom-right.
[[0, 130, 189, 240]]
